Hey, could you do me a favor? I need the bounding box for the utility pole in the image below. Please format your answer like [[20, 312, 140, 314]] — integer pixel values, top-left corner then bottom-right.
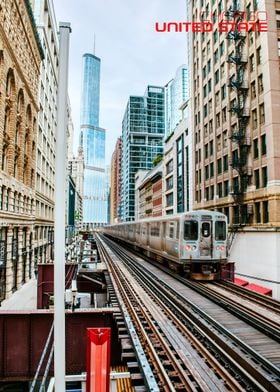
[[54, 22, 71, 391]]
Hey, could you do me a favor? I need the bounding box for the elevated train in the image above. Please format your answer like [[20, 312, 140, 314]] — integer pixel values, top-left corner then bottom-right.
[[103, 210, 228, 280]]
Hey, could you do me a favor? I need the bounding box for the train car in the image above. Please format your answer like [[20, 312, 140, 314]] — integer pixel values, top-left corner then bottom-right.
[[103, 210, 228, 280]]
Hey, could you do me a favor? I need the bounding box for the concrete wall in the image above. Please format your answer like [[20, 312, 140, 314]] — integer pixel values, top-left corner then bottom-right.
[[230, 230, 280, 299]]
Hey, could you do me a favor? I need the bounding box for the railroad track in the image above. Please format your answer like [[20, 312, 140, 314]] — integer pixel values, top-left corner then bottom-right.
[[214, 280, 280, 314], [97, 234, 280, 391]]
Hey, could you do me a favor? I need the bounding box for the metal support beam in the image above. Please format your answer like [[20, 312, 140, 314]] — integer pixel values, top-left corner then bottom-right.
[[54, 21, 71, 392]]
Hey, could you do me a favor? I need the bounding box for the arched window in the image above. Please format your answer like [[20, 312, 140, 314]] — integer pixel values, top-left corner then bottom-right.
[[6, 68, 15, 97]]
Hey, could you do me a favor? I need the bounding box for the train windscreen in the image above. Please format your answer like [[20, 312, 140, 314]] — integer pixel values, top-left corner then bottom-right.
[[215, 221, 227, 240], [184, 221, 198, 240]]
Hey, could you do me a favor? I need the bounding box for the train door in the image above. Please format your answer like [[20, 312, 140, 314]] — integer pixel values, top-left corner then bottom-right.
[[199, 220, 213, 257], [161, 222, 166, 251]]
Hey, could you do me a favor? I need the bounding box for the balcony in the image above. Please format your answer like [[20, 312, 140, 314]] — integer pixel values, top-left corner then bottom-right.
[[229, 155, 247, 169], [228, 105, 250, 118], [227, 54, 247, 64], [226, 31, 246, 41], [228, 78, 248, 90], [229, 131, 251, 146]]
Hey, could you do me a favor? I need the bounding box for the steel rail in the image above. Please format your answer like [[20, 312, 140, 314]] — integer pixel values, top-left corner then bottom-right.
[[214, 280, 280, 313], [101, 234, 280, 392], [97, 236, 208, 391]]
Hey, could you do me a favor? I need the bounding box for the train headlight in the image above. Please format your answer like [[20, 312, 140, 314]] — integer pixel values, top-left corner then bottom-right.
[[192, 245, 197, 250], [185, 245, 192, 251], [220, 245, 225, 251]]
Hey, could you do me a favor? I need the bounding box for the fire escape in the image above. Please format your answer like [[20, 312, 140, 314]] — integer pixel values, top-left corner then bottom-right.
[[226, 1, 251, 225]]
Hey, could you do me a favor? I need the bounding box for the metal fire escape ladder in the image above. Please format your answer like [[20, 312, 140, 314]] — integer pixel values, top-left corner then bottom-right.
[[226, 0, 251, 226]]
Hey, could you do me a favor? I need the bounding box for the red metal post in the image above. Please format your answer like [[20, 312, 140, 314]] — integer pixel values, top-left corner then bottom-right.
[[86, 328, 111, 392]]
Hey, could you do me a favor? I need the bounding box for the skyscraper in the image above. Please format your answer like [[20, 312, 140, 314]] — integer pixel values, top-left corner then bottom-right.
[[121, 86, 165, 222], [80, 53, 107, 224], [165, 65, 189, 137]]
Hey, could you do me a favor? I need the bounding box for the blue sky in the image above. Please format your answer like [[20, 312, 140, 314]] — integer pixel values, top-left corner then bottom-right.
[[54, 0, 188, 164]]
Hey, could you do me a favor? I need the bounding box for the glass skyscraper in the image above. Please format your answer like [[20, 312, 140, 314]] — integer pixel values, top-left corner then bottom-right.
[[121, 86, 165, 221], [165, 65, 189, 137], [80, 53, 107, 224]]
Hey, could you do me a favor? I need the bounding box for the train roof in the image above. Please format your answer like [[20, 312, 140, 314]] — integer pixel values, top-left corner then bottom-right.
[[105, 210, 227, 227]]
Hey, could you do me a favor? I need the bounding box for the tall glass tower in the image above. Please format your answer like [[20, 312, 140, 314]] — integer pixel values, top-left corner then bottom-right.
[[80, 53, 107, 224], [121, 86, 165, 221], [165, 65, 189, 137]]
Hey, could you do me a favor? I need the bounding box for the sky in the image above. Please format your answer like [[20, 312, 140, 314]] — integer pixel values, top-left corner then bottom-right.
[[53, 0, 188, 164]]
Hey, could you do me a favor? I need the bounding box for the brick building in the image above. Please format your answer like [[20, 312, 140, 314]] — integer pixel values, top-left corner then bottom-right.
[[135, 163, 163, 220]]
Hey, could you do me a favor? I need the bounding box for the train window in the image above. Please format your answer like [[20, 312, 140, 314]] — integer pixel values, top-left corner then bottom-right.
[[215, 221, 226, 240], [201, 222, 211, 237], [151, 225, 160, 236], [184, 221, 198, 240], [169, 223, 174, 238]]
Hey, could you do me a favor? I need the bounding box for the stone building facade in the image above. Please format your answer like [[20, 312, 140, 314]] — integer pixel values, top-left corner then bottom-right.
[[33, 0, 58, 267], [110, 137, 122, 223], [0, 0, 43, 301]]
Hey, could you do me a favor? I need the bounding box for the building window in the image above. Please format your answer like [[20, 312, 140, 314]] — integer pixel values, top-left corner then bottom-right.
[[261, 134, 266, 155], [263, 201, 269, 223], [210, 162, 214, 177], [203, 84, 207, 98], [210, 185, 214, 200], [166, 176, 173, 190], [204, 104, 208, 117], [215, 70, 219, 84], [262, 166, 267, 187], [255, 169, 260, 189], [221, 84, 226, 99], [214, 50, 218, 63], [220, 41, 225, 56], [223, 155, 228, 171], [206, 187, 210, 201], [205, 144, 208, 159], [259, 103, 265, 124], [258, 74, 263, 93], [207, 60, 211, 73], [251, 81, 256, 99], [214, 29, 218, 43], [253, 138, 259, 159], [277, 11, 280, 24], [216, 113, 220, 127], [208, 80, 212, 93], [215, 91, 220, 106], [250, 55, 255, 72], [166, 193, 173, 207], [205, 165, 209, 180], [252, 109, 257, 129], [257, 47, 262, 64], [210, 140, 213, 156], [217, 158, 222, 175], [217, 135, 221, 151], [203, 66, 207, 79], [218, 183, 223, 197], [224, 180, 229, 196], [255, 202, 261, 223], [166, 159, 173, 174]]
